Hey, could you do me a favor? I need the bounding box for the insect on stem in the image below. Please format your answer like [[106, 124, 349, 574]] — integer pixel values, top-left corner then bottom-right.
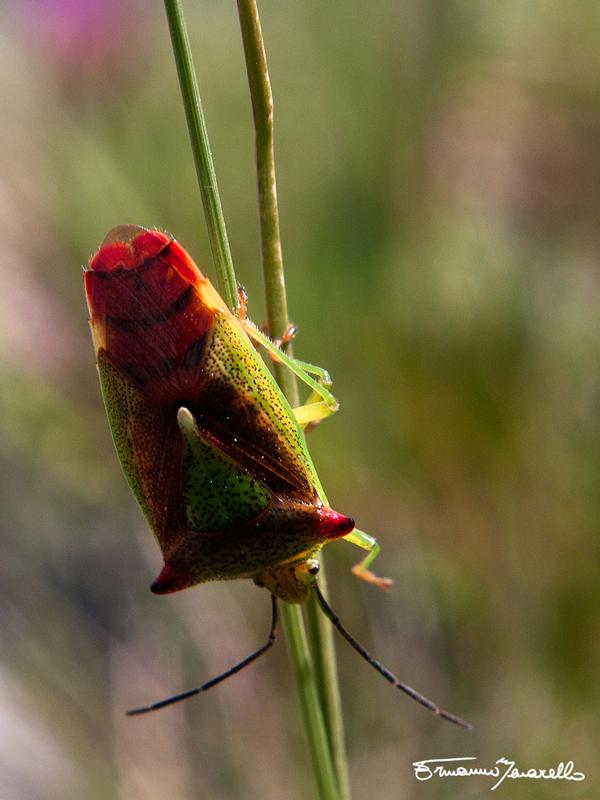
[[312, 583, 473, 730], [126, 595, 279, 716]]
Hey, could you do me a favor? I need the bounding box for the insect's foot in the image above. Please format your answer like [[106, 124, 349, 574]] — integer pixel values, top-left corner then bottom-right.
[[351, 565, 393, 591], [258, 320, 298, 351], [274, 323, 298, 349], [236, 285, 249, 320]]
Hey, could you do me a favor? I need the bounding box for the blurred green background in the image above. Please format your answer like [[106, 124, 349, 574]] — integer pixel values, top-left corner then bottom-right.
[[1, 1, 598, 798]]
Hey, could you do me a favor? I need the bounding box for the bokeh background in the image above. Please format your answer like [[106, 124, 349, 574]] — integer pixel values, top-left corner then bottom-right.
[[1, 1, 598, 798]]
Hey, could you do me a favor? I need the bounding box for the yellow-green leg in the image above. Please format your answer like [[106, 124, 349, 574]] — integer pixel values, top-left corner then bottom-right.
[[241, 315, 391, 589], [241, 319, 339, 428], [344, 529, 392, 591]]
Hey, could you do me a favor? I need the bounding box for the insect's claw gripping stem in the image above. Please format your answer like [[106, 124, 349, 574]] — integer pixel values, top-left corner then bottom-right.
[[273, 323, 298, 349], [236, 285, 249, 320]]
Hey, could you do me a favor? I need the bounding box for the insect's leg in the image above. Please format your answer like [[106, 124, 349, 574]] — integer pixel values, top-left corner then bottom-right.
[[241, 320, 339, 427], [285, 357, 339, 428], [312, 583, 472, 730], [344, 529, 393, 591], [126, 595, 278, 716], [273, 323, 298, 349], [292, 393, 337, 429], [236, 285, 249, 320], [236, 289, 296, 348]]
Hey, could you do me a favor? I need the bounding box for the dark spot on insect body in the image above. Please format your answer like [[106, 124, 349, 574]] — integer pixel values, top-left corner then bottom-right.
[[181, 334, 207, 369], [106, 285, 194, 332]]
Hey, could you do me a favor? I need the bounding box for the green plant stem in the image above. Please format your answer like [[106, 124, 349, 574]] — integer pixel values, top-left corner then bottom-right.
[[163, 0, 238, 310], [304, 583, 350, 799], [237, 2, 350, 799], [164, 3, 347, 796], [236, 0, 290, 359], [279, 603, 341, 800]]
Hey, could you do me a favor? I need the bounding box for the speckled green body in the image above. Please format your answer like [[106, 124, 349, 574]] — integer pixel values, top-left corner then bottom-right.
[[85, 227, 354, 602]]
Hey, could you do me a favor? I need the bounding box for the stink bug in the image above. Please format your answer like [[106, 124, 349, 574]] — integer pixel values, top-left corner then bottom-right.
[[84, 225, 470, 728]]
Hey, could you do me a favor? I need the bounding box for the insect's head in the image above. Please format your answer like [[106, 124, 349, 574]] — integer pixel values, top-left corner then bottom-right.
[[253, 557, 320, 603]]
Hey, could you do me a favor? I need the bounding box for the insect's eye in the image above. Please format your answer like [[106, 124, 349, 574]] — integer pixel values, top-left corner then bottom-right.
[[308, 561, 320, 576]]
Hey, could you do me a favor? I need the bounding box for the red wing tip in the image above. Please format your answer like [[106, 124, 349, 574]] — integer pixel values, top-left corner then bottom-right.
[[87, 226, 204, 287], [88, 227, 171, 273]]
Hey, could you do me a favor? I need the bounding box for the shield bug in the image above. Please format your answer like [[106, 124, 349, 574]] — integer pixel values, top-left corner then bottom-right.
[[84, 225, 470, 728]]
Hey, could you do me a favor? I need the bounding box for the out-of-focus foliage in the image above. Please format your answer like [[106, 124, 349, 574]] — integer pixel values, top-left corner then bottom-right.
[[1, 1, 598, 798]]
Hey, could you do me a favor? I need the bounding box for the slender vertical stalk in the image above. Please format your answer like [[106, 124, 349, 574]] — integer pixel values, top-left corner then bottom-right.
[[237, 3, 350, 799], [279, 603, 342, 800], [164, 2, 344, 797], [235, 0, 292, 380], [304, 586, 350, 798], [163, 0, 238, 310]]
